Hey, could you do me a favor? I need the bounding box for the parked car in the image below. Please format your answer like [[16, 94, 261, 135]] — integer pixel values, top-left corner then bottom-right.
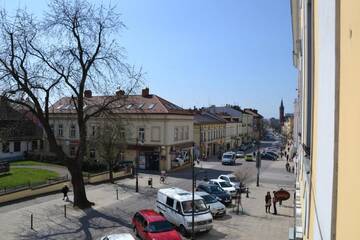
[[265, 151, 279, 159], [196, 183, 232, 206], [100, 234, 135, 240], [172, 158, 184, 167], [208, 179, 237, 197], [217, 174, 246, 192], [156, 188, 213, 236], [235, 151, 245, 158], [132, 209, 182, 240], [245, 154, 253, 161], [196, 191, 226, 217], [221, 152, 236, 165], [261, 152, 276, 161]]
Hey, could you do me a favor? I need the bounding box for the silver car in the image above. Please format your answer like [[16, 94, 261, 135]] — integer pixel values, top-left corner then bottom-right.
[[196, 191, 226, 217]]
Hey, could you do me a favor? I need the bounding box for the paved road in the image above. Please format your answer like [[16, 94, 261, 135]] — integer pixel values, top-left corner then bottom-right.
[[0, 152, 295, 240]]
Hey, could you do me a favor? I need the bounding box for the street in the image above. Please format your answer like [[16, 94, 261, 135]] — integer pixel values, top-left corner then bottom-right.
[[0, 140, 295, 240]]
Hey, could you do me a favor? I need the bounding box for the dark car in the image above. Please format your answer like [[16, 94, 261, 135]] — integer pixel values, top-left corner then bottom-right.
[[196, 183, 232, 206], [266, 151, 279, 159], [261, 153, 276, 161]]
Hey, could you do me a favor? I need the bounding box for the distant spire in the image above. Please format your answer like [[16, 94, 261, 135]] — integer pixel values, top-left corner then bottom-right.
[[280, 99, 284, 108]]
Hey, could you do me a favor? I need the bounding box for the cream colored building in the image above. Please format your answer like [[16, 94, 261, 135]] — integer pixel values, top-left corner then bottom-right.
[[47, 88, 194, 171], [193, 111, 226, 158], [291, 0, 360, 239]]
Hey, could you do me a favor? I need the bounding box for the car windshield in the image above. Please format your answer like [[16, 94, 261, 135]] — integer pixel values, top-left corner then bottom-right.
[[148, 220, 174, 233], [181, 199, 208, 213], [219, 181, 232, 188], [201, 194, 217, 204], [223, 154, 232, 159], [209, 185, 225, 193]]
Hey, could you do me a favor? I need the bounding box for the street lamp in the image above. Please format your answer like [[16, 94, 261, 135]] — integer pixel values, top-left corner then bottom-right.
[[135, 137, 144, 193], [255, 141, 261, 187]]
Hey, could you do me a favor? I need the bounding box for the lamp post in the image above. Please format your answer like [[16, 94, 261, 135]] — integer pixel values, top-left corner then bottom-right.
[[135, 137, 144, 193], [256, 141, 261, 187]]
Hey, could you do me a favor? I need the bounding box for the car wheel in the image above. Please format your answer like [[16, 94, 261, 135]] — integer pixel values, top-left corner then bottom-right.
[[179, 224, 188, 237], [134, 227, 139, 237]]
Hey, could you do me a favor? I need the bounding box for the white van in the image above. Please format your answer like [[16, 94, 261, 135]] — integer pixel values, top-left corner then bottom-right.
[[156, 188, 213, 236]]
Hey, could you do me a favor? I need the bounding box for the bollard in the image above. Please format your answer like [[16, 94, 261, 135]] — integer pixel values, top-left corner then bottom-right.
[[148, 178, 153, 188], [116, 188, 119, 200], [30, 214, 33, 229], [246, 188, 249, 198], [64, 205, 67, 218]]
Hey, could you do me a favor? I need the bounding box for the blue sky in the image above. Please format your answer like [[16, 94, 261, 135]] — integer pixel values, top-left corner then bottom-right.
[[2, 0, 297, 118]]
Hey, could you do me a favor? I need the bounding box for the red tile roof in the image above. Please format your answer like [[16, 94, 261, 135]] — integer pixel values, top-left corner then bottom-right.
[[50, 94, 193, 115]]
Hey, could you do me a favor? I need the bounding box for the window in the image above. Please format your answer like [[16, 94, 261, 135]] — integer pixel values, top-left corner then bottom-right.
[[89, 149, 96, 158], [148, 103, 156, 109], [32, 140, 38, 150], [70, 124, 76, 138], [184, 126, 189, 140], [14, 141, 21, 152], [70, 146, 76, 156], [126, 104, 133, 109], [58, 124, 63, 137], [179, 127, 184, 141], [176, 201, 181, 212], [91, 125, 96, 137], [151, 127, 160, 142], [40, 140, 44, 150], [2, 142, 9, 153], [138, 103, 145, 109], [120, 128, 125, 139], [166, 197, 174, 208], [50, 124, 54, 133], [174, 127, 179, 141], [138, 128, 145, 142]]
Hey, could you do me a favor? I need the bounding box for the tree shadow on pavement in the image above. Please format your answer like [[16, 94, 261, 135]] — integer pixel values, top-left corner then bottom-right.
[[17, 207, 132, 240], [167, 167, 233, 182]]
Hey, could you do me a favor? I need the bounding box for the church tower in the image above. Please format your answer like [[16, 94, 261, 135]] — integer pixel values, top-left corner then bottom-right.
[[280, 99, 285, 125]]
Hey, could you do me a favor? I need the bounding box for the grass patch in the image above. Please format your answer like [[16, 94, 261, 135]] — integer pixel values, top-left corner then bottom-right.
[[10, 160, 49, 166], [0, 168, 59, 189]]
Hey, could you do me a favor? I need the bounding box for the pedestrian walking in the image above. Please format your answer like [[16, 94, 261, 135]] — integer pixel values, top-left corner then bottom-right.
[[265, 192, 272, 213], [62, 184, 69, 201], [286, 162, 290, 172], [272, 191, 277, 215]]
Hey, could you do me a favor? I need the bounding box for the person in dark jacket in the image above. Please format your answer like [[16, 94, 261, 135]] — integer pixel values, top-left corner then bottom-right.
[[62, 184, 69, 201], [265, 192, 272, 213], [272, 191, 277, 215]]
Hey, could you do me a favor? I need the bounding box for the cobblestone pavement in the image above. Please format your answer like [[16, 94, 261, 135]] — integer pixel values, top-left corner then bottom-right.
[[0, 148, 295, 240]]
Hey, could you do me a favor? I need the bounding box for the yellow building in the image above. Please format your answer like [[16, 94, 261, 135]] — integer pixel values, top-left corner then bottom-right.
[[193, 111, 226, 158], [291, 0, 360, 239]]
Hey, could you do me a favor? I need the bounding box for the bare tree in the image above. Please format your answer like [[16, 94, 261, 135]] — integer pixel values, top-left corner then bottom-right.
[[233, 165, 256, 186], [0, 0, 142, 208], [90, 118, 130, 183]]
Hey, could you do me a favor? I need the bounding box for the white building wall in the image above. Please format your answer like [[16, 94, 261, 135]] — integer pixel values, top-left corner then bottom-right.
[[313, 0, 336, 239]]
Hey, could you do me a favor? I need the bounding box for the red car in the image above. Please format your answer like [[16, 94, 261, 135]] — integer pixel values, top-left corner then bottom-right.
[[132, 209, 182, 240]]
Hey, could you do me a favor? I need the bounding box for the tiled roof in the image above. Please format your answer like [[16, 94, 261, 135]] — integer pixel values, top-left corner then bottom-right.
[[49, 94, 193, 115], [206, 106, 243, 118], [194, 111, 227, 124]]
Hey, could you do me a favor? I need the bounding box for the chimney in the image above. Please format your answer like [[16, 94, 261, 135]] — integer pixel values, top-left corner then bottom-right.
[[116, 90, 125, 96], [84, 90, 92, 98], [141, 87, 150, 97]]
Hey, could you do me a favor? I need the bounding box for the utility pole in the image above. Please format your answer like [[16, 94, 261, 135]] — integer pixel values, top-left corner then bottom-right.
[[135, 138, 139, 192], [191, 144, 195, 240], [256, 142, 261, 187]]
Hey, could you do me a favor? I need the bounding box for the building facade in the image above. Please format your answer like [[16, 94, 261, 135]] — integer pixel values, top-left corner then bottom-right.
[[0, 100, 43, 161], [291, 0, 360, 239], [193, 111, 226, 158], [47, 88, 194, 171]]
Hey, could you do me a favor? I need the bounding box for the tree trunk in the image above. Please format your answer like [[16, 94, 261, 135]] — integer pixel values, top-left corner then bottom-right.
[[68, 159, 93, 209], [109, 163, 114, 184]]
